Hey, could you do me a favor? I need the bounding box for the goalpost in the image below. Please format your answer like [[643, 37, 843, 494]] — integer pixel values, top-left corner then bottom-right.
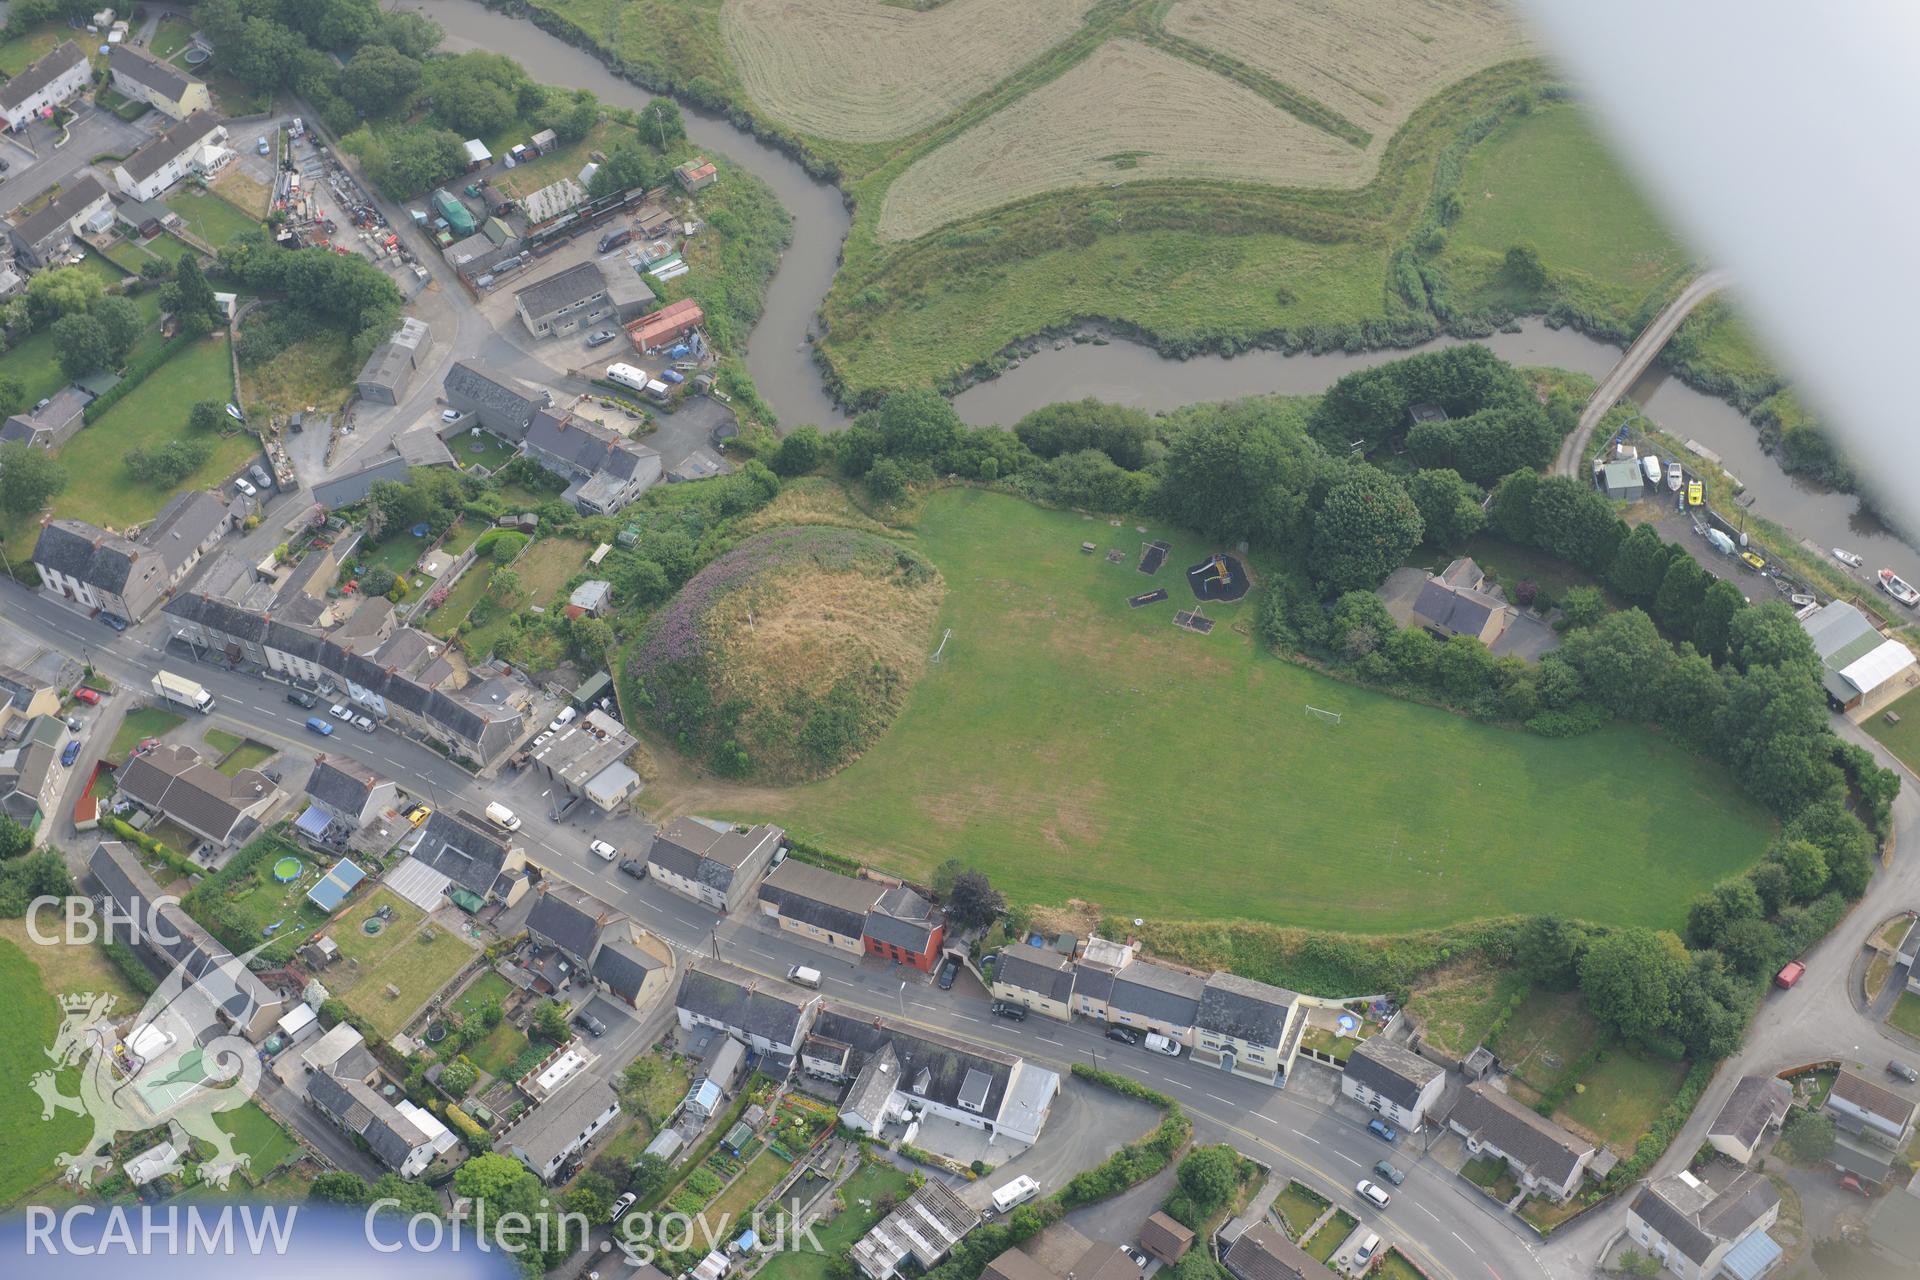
[[1305, 704, 1343, 725], [930, 628, 953, 664]]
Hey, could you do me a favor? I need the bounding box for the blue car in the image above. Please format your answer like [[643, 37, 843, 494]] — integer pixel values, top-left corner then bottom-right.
[[60, 740, 81, 767], [306, 716, 334, 736], [1367, 1118, 1399, 1144], [98, 612, 127, 632]]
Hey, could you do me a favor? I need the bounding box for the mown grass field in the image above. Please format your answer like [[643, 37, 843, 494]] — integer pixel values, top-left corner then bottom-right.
[[166, 188, 264, 251], [334, 890, 477, 1038], [0, 939, 93, 1207], [723, 491, 1773, 932]]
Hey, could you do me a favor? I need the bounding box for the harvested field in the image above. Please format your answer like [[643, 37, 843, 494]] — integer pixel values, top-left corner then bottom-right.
[[1162, 0, 1531, 148], [719, 0, 1098, 142], [880, 39, 1368, 241]]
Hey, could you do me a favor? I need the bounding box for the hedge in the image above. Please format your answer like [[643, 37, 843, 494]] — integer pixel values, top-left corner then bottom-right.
[[1605, 1058, 1716, 1188], [102, 939, 159, 996], [101, 814, 200, 881], [781, 835, 864, 877], [1069, 1063, 1175, 1109], [445, 1103, 488, 1144]]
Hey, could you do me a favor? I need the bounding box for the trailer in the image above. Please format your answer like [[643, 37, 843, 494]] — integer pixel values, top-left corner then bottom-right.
[[151, 670, 215, 714], [605, 363, 649, 392]]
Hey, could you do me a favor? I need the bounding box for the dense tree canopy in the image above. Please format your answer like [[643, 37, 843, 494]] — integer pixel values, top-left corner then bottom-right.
[[0, 443, 65, 517], [1308, 466, 1423, 593]]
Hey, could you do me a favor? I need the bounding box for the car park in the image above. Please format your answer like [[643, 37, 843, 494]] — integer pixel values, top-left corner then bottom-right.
[[328, 703, 351, 720], [73, 687, 101, 705], [619, 858, 646, 879], [61, 740, 81, 767], [98, 612, 127, 631], [575, 1012, 607, 1037], [306, 717, 334, 736], [286, 689, 317, 708], [937, 956, 961, 989], [1372, 1160, 1404, 1186], [1890, 1060, 1919, 1083], [352, 714, 375, 733], [1367, 1118, 1398, 1143], [1105, 1026, 1141, 1045], [990, 1001, 1028, 1021], [1355, 1180, 1391, 1209], [590, 839, 618, 861]]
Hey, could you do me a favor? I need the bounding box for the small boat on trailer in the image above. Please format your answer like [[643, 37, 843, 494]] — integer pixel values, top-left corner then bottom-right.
[[1666, 461, 1683, 491]]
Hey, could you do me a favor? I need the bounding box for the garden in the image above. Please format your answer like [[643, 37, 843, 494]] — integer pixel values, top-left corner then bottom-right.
[[108, 708, 185, 764], [333, 889, 478, 1039], [182, 832, 329, 957], [448, 971, 534, 1079], [165, 188, 264, 253], [1489, 988, 1688, 1156], [1301, 1208, 1358, 1264], [1461, 1154, 1519, 1203], [752, 1162, 912, 1280], [200, 727, 274, 777], [1273, 1179, 1330, 1239]]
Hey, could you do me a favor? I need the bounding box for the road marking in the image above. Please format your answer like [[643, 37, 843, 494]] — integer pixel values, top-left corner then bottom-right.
[[1335, 1152, 1360, 1167], [1451, 1233, 1475, 1255], [1167, 1079, 1193, 1090], [824, 976, 856, 987], [1035, 1036, 1064, 1046], [953, 1014, 981, 1023], [1417, 1204, 1440, 1222], [1291, 1130, 1321, 1145], [1206, 1093, 1233, 1105]]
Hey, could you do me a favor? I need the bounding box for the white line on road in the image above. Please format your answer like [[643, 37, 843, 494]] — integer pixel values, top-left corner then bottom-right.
[[1291, 1130, 1321, 1145], [953, 1014, 980, 1023], [1335, 1152, 1360, 1167], [825, 976, 856, 987], [1167, 1079, 1193, 1090], [1035, 1036, 1064, 1046], [1205, 1093, 1233, 1105], [1417, 1204, 1439, 1222], [1451, 1233, 1475, 1255]]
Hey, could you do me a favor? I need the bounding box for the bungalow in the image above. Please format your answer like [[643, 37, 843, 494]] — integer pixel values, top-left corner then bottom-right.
[[0, 41, 90, 131], [6, 174, 112, 269], [758, 859, 883, 956], [1223, 1222, 1337, 1280], [1706, 1076, 1792, 1166], [1627, 1171, 1782, 1280], [108, 45, 213, 121], [862, 885, 945, 972], [1411, 557, 1515, 646], [851, 1179, 978, 1280], [1341, 1037, 1446, 1132], [1823, 1068, 1917, 1150], [113, 112, 229, 202], [1446, 1081, 1600, 1202], [1192, 971, 1301, 1087], [645, 817, 783, 914], [674, 959, 818, 1061], [504, 1076, 620, 1183], [116, 742, 278, 848], [989, 947, 1075, 1022]]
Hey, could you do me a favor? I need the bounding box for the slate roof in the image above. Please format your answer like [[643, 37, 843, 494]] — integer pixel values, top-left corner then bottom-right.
[[410, 809, 515, 895], [1197, 971, 1297, 1050], [511, 1076, 618, 1170], [0, 40, 86, 110], [1223, 1222, 1334, 1280], [592, 938, 660, 1002], [526, 881, 624, 961], [524, 409, 656, 479], [9, 174, 108, 248], [141, 489, 229, 573], [309, 1069, 431, 1171], [1828, 1069, 1917, 1129], [1413, 577, 1502, 637], [33, 518, 140, 592], [1343, 1037, 1442, 1109], [676, 960, 812, 1047], [1099, 958, 1205, 1027], [647, 818, 782, 894], [1448, 1082, 1595, 1188], [116, 742, 272, 843], [1631, 1172, 1778, 1266], [109, 44, 197, 101], [1709, 1076, 1792, 1150], [304, 756, 383, 818], [994, 948, 1075, 1003], [312, 455, 411, 510], [758, 859, 881, 939], [120, 112, 224, 183], [864, 885, 941, 954], [444, 361, 544, 423], [516, 261, 608, 320], [813, 1004, 1022, 1122]]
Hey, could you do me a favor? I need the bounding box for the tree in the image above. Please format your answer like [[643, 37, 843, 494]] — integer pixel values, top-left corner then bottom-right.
[[377, 9, 445, 60], [1607, 524, 1671, 605], [564, 1170, 615, 1223], [0, 815, 34, 860], [25, 267, 103, 326], [1692, 579, 1745, 662], [1503, 244, 1547, 292], [614, 557, 669, 606], [52, 313, 111, 378], [0, 374, 23, 418], [0, 442, 67, 516], [1777, 839, 1830, 902], [1685, 877, 1763, 948], [533, 1000, 572, 1044], [1513, 915, 1588, 989], [369, 1173, 439, 1217], [189, 401, 225, 433], [1309, 466, 1423, 593], [1527, 476, 1620, 570], [1176, 1146, 1240, 1214], [864, 388, 961, 460], [570, 615, 616, 662], [454, 1151, 534, 1203], [1432, 633, 1497, 700], [630, 1153, 671, 1199], [1654, 650, 1726, 748], [864, 457, 907, 502], [1728, 601, 1821, 679], [355, 123, 465, 199], [1578, 927, 1689, 1044], [944, 869, 1006, 930], [126, 439, 212, 486], [772, 425, 826, 477], [1487, 468, 1542, 545], [1558, 585, 1606, 630], [424, 52, 524, 137], [358, 566, 398, 597], [1406, 468, 1484, 547], [308, 1172, 371, 1203], [1778, 1109, 1835, 1164], [163, 257, 222, 337], [438, 1059, 478, 1097], [337, 43, 423, 116], [1652, 555, 1710, 639], [1557, 608, 1673, 720], [641, 98, 687, 150], [92, 296, 141, 364], [1156, 401, 1332, 549]]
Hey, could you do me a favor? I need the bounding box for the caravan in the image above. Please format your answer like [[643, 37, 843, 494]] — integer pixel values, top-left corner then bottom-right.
[[990, 1176, 1039, 1216]]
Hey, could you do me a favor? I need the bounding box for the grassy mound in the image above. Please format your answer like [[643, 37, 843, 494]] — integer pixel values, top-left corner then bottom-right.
[[629, 526, 944, 781]]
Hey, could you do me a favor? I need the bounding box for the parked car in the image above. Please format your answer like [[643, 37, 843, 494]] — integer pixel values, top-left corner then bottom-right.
[[575, 1012, 607, 1038], [1367, 1118, 1398, 1143], [586, 328, 618, 348], [1839, 1173, 1871, 1198], [306, 717, 334, 736], [1775, 960, 1806, 989], [352, 714, 375, 733], [60, 740, 80, 767], [441, 408, 462, 423], [73, 687, 101, 705], [286, 688, 317, 708], [1124, 1248, 1149, 1270], [990, 1001, 1028, 1022], [328, 702, 351, 720], [1355, 1180, 1391, 1209], [249, 465, 272, 489], [1105, 1026, 1141, 1045], [404, 804, 431, 827], [1889, 1060, 1919, 1084], [1143, 1032, 1182, 1058], [1372, 1160, 1404, 1186], [937, 956, 961, 989], [1353, 1233, 1381, 1267], [98, 612, 127, 632], [619, 857, 646, 879], [257, 136, 270, 155], [550, 706, 578, 731], [233, 477, 257, 497], [533, 730, 553, 748], [590, 839, 618, 861], [610, 1192, 637, 1223]]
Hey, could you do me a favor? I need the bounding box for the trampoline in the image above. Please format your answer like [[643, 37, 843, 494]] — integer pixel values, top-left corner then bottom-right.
[[271, 856, 302, 883], [1187, 552, 1250, 602], [183, 47, 210, 66]]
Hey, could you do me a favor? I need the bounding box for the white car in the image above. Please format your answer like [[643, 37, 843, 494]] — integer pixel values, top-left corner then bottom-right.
[[590, 839, 618, 861], [610, 1192, 637, 1223], [549, 706, 577, 732], [532, 730, 553, 747], [328, 703, 351, 720], [1355, 1179, 1391, 1209], [441, 408, 462, 423], [352, 714, 375, 733], [233, 477, 257, 497]]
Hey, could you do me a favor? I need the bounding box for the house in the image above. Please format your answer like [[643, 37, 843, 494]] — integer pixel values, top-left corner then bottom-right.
[[38, 494, 237, 621], [0, 384, 90, 450], [113, 112, 229, 201], [565, 579, 612, 619], [6, 175, 113, 270], [0, 733, 59, 830], [758, 859, 883, 956], [443, 362, 552, 442], [1412, 557, 1515, 646], [303, 756, 397, 831], [308, 1068, 444, 1179], [0, 663, 60, 739], [1706, 1076, 1792, 1165], [1901, 917, 1920, 995], [1341, 1036, 1446, 1131], [525, 881, 627, 969], [675, 157, 719, 193], [515, 261, 618, 339], [527, 708, 642, 813], [107, 45, 212, 120], [674, 959, 818, 1061], [1447, 1081, 1600, 1202], [1597, 459, 1647, 501], [807, 1005, 1060, 1146], [1140, 1213, 1195, 1266], [402, 808, 534, 907], [115, 742, 278, 847], [984, 1249, 1058, 1280], [1799, 600, 1918, 712], [354, 317, 432, 406], [311, 455, 412, 511], [862, 885, 946, 972], [1074, 949, 1204, 1044], [1823, 1068, 1918, 1149], [645, 817, 784, 913], [990, 947, 1076, 1021], [1222, 1221, 1337, 1280], [503, 1074, 614, 1182], [629, 298, 704, 353], [88, 840, 287, 1041], [520, 408, 661, 515], [851, 1179, 978, 1279], [1627, 1171, 1782, 1280], [591, 936, 665, 1008], [1193, 971, 1301, 1087], [0, 41, 90, 130]]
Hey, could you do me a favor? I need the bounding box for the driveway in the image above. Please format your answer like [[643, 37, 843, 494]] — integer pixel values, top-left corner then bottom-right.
[[0, 106, 153, 213]]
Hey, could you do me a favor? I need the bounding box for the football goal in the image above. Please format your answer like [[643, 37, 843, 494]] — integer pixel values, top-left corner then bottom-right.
[[1305, 704, 1343, 725]]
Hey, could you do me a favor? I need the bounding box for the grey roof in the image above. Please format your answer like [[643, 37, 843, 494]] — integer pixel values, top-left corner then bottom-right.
[[524, 409, 656, 479], [1197, 971, 1298, 1050], [309, 1070, 430, 1171], [1223, 1222, 1333, 1280], [515, 261, 608, 320], [1828, 1068, 1917, 1128], [357, 341, 415, 391], [1631, 1172, 1778, 1266], [1801, 601, 1880, 663], [1098, 958, 1204, 1027], [109, 44, 198, 101], [120, 112, 225, 183], [1449, 1082, 1594, 1188], [1343, 1037, 1442, 1109], [140, 489, 229, 573], [995, 948, 1075, 1002], [33, 518, 140, 592], [305, 756, 383, 818], [852, 1178, 979, 1278], [591, 938, 659, 1001], [1709, 1076, 1791, 1149], [1413, 577, 1500, 636], [984, 1248, 1058, 1280], [648, 818, 782, 894], [511, 1076, 618, 1169], [676, 961, 811, 1048], [312, 455, 411, 510], [842, 1042, 901, 1128], [813, 1004, 1019, 1122], [863, 885, 941, 954], [116, 742, 271, 843], [526, 882, 624, 962], [759, 860, 881, 939], [2, 384, 88, 440], [0, 40, 86, 110], [444, 361, 543, 421], [411, 809, 514, 895], [9, 174, 108, 248]]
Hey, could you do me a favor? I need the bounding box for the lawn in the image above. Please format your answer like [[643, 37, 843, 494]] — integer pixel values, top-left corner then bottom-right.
[[203, 728, 244, 756], [351, 534, 433, 582], [1890, 992, 1920, 1039], [0, 24, 59, 76], [707, 1147, 794, 1222], [109, 708, 186, 763], [1462, 1154, 1519, 1203], [1490, 990, 1598, 1095], [1406, 961, 1529, 1058], [449, 432, 519, 474], [495, 119, 621, 199], [1301, 1209, 1358, 1264], [166, 187, 264, 251], [0, 938, 95, 1207], [215, 742, 275, 777], [1273, 1180, 1330, 1239], [335, 889, 478, 1038], [453, 971, 532, 1078], [214, 1101, 301, 1180], [619, 1052, 695, 1128], [1557, 1049, 1688, 1156], [196, 834, 328, 950], [754, 1163, 913, 1280], [150, 15, 197, 61], [442, 518, 486, 555], [722, 490, 1775, 932], [1875, 917, 1913, 951], [1374, 1251, 1427, 1280], [424, 561, 498, 640], [1866, 687, 1920, 777]]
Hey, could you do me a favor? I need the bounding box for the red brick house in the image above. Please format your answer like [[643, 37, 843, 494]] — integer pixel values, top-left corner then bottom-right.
[[862, 885, 945, 972]]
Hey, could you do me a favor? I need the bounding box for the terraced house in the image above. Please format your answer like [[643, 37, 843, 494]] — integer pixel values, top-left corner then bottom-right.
[[34, 491, 236, 621], [0, 40, 89, 130], [4, 174, 111, 270], [645, 817, 784, 913], [674, 959, 818, 1061], [107, 44, 213, 121], [1446, 1081, 1603, 1203], [112, 112, 230, 202], [758, 858, 883, 955]]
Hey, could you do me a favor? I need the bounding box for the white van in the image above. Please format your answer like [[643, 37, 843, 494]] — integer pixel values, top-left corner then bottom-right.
[[990, 1175, 1039, 1215], [1143, 1032, 1183, 1058], [787, 965, 822, 989], [483, 802, 522, 832]]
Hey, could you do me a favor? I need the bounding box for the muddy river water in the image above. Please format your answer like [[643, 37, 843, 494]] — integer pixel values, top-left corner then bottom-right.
[[412, 0, 1920, 587]]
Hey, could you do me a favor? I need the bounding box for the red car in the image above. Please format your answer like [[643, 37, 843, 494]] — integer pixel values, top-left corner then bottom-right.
[[1774, 961, 1805, 989], [1838, 1174, 1872, 1198], [73, 687, 101, 705]]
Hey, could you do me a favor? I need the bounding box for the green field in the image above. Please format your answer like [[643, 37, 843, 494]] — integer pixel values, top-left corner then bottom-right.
[[724, 491, 1773, 932], [214, 1101, 301, 1179], [1558, 1049, 1688, 1155], [335, 889, 477, 1038], [0, 939, 93, 1206], [166, 188, 264, 251]]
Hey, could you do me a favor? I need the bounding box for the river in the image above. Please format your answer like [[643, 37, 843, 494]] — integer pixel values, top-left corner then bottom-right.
[[410, 0, 1920, 590]]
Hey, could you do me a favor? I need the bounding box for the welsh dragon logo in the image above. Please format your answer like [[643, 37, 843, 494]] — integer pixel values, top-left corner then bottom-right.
[[31, 946, 270, 1188]]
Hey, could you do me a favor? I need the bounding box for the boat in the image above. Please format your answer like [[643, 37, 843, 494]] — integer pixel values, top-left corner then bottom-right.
[[1879, 568, 1920, 607], [1833, 548, 1864, 567], [1666, 461, 1683, 491], [1739, 550, 1767, 572], [1641, 455, 1662, 486]]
